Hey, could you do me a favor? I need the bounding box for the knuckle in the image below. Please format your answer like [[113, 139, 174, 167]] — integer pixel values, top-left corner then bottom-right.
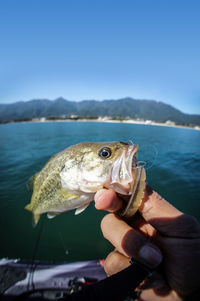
[[104, 251, 121, 275], [100, 213, 114, 237]]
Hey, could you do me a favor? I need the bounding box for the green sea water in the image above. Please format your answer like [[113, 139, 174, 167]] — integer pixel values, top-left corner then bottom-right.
[[0, 121, 200, 262]]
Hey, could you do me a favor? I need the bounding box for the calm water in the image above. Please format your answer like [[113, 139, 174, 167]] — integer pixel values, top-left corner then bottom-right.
[[0, 121, 200, 262]]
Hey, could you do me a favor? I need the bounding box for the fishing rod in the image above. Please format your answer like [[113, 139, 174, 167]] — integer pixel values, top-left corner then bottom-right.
[[62, 258, 152, 301], [3, 257, 152, 301]]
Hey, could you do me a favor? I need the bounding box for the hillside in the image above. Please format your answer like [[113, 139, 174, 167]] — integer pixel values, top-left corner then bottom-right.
[[0, 97, 200, 125]]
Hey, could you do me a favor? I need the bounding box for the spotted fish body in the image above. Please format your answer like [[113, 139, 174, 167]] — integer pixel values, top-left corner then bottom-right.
[[25, 141, 146, 225]]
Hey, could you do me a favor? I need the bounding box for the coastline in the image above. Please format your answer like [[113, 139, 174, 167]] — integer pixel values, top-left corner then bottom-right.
[[2, 118, 200, 130]]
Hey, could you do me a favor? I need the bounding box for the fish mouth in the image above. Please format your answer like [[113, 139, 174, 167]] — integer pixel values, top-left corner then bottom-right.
[[110, 143, 139, 195]]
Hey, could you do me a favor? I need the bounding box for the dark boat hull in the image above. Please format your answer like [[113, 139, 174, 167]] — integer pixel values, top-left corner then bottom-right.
[[0, 258, 106, 299]]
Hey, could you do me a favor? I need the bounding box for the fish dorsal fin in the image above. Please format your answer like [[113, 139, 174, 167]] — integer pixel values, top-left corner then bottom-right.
[[27, 173, 39, 191], [47, 212, 60, 219], [75, 203, 90, 215]]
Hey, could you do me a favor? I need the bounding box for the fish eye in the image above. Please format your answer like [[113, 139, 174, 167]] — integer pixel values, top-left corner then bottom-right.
[[98, 147, 112, 159]]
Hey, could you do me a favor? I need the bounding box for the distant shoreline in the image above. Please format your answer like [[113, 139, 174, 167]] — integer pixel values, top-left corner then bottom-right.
[[2, 118, 200, 130]]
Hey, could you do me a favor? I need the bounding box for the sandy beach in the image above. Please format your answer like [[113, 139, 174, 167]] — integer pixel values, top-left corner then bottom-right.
[[29, 117, 200, 131]]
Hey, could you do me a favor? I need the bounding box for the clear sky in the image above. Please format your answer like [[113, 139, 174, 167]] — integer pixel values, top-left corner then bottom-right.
[[0, 0, 200, 114]]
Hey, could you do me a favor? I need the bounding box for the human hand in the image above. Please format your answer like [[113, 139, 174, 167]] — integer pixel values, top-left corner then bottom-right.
[[94, 186, 200, 300]]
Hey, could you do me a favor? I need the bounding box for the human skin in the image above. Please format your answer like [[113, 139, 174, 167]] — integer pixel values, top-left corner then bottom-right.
[[94, 186, 200, 300]]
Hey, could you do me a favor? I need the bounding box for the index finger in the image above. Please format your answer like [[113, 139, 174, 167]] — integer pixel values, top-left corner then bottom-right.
[[94, 186, 200, 236], [94, 185, 181, 219]]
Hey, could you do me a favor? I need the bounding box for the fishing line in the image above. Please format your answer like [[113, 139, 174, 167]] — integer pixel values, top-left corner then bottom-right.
[[127, 140, 158, 171], [58, 231, 69, 255], [145, 144, 158, 170], [126, 140, 134, 145], [27, 216, 45, 292], [135, 161, 147, 168], [138, 144, 158, 171]]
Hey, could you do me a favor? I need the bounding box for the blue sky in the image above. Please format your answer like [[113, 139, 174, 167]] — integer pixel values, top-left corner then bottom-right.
[[0, 0, 200, 114]]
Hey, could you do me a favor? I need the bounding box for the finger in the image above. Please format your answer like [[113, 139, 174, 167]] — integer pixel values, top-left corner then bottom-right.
[[140, 185, 182, 220], [94, 189, 123, 212], [104, 250, 130, 276], [104, 251, 166, 291], [140, 186, 200, 237], [128, 212, 156, 238], [101, 213, 162, 268], [139, 287, 178, 301], [139, 271, 167, 290]]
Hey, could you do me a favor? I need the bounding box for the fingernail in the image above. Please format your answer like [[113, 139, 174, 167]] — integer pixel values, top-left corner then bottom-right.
[[138, 245, 162, 268]]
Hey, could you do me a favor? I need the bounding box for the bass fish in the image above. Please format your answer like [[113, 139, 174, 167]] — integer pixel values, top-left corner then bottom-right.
[[25, 141, 146, 225]]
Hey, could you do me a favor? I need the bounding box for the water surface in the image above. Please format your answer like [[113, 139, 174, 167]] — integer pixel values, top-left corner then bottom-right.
[[0, 121, 199, 261]]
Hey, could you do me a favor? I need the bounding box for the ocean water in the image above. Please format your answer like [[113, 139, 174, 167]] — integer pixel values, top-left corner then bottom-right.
[[0, 121, 200, 262]]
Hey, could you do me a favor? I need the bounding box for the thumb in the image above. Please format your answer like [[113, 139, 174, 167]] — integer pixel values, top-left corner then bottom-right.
[[140, 185, 200, 237]]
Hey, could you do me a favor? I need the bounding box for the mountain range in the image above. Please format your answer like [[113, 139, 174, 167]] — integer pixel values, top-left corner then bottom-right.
[[0, 97, 200, 125]]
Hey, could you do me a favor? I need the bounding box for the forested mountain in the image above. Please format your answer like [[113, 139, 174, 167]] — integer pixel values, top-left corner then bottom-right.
[[0, 97, 200, 125]]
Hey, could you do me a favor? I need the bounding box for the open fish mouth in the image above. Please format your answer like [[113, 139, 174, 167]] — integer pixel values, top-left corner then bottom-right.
[[110, 142, 139, 194]]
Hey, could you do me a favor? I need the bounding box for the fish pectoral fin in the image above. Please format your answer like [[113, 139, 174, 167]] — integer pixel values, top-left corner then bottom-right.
[[58, 188, 79, 200], [47, 212, 60, 219], [75, 203, 90, 215]]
